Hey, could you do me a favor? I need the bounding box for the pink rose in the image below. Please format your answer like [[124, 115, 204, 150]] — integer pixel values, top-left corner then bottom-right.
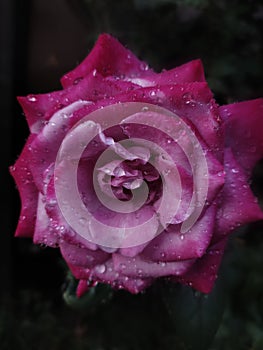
[[11, 34, 263, 297]]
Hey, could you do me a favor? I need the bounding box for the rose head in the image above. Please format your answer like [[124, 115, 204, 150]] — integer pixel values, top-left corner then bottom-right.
[[11, 34, 263, 297]]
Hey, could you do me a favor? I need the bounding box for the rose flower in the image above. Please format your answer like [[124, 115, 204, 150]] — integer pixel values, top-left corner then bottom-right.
[[11, 34, 263, 297]]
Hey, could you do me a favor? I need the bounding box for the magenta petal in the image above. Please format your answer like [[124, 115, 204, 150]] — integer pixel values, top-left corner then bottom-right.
[[60, 241, 109, 268], [142, 204, 216, 261], [18, 73, 137, 134], [89, 206, 159, 249], [214, 148, 263, 240], [61, 33, 152, 88], [119, 242, 149, 257], [10, 135, 38, 237], [90, 259, 152, 293], [33, 194, 59, 247], [176, 238, 227, 293], [121, 276, 152, 293], [149, 59, 206, 85], [70, 259, 151, 293], [112, 254, 194, 278], [220, 98, 263, 174], [76, 280, 89, 298], [45, 175, 98, 251], [113, 82, 223, 157], [121, 111, 224, 224]]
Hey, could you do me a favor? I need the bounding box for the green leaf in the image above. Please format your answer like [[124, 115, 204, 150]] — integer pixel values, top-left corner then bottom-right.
[[161, 278, 226, 350]]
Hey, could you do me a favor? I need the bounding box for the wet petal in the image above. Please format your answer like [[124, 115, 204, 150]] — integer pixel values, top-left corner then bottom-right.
[[220, 98, 263, 175], [112, 254, 194, 278], [176, 238, 227, 293], [142, 204, 216, 261], [61, 33, 152, 88], [33, 193, 59, 247], [60, 241, 109, 268], [214, 148, 263, 240], [127, 59, 205, 87], [10, 135, 38, 237]]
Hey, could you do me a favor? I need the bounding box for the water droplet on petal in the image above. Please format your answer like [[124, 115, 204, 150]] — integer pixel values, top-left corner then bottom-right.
[[140, 62, 149, 71], [28, 95, 37, 102], [95, 264, 106, 274], [231, 168, 239, 174]]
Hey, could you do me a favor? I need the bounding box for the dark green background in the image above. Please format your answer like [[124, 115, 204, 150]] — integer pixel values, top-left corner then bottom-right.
[[0, 0, 263, 349]]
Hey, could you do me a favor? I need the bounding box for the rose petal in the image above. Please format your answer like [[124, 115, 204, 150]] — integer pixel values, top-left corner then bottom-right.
[[155, 59, 205, 84], [127, 59, 205, 87], [76, 280, 89, 298], [61, 33, 152, 88], [60, 241, 109, 268], [45, 174, 98, 251], [112, 254, 194, 278], [176, 238, 227, 293], [107, 82, 224, 159], [18, 72, 137, 134], [220, 98, 263, 175], [33, 193, 59, 247], [121, 112, 224, 224], [213, 148, 263, 240], [142, 204, 216, 261], [69, 260, 151, 294], [10, 135, 38, 237]]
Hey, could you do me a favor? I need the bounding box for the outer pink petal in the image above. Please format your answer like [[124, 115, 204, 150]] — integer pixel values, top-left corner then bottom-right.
[[112, 254, 194, 278], [142, 204, 216, 261], [45, 176, 98, 251], [10, 135, 38, 237], [18, 73, 137, 134], [33, 193, 59, 247], [60, 241, 109, 268], [176, 238, 228, 293], [76, 280, 90, 298], [107, 82, 223, 159], [213, 148, 263, 241], [61, 33, 152, 88], [140, 59, 205, 86], [68, 260, 151, 294], [220, 98, 263, 175]]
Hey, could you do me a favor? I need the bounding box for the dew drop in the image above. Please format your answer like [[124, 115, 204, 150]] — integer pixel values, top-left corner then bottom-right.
[[73, 77, 82, 85], [140, 62, 149, 71], [231, 168, 239, 174], [217, 171, 225, 177], [95, 264, 106, 274], [28, 95, 37, 102], [79, 217, 87, 225], [141, 106, 149, 112]]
